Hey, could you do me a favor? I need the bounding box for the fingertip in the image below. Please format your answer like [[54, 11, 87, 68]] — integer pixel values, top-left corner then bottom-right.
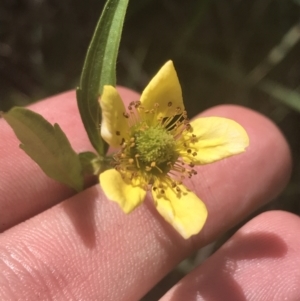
[[161, 210, 300, 301], [240, 210, 300, 239], [188, 105, 292, 243]]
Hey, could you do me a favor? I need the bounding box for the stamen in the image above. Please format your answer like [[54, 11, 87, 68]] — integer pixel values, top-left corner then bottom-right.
[[154, 165, 163, 173], [109, 100, 200, 195], [185, 124, 192, 131], [135, 154, 140, 168], [134, 101, 141, 108]]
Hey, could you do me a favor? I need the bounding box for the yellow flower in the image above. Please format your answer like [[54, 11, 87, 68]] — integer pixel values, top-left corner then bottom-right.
[[98, 61, 249, 239]]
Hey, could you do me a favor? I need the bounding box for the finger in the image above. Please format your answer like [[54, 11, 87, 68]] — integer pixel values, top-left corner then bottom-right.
[[160, 211, 300, 301], [0, 105, 291, 300], [190, 105, 292, 245], [0, 88, 139, 231]]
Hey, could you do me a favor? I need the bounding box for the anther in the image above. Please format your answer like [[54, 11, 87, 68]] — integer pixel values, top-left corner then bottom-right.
[[150, 162, 156, 167], [123, 112, 129, 118], [186, 124, 192, 131], [192, 152, 197, 156], [168, 101, 172, 107], [187, 149, 192, 153], [116, 131, 120, 136], [128, 158, 134, 164], [134, 101, 141, 108]]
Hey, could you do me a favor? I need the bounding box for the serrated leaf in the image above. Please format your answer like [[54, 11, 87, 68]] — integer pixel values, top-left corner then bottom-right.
[[77, 0, 129, 156], [2, 107, 83, 192]]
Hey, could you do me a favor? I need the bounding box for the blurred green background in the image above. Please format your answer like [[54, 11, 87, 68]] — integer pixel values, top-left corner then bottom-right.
[[1, 0, 300, 299]]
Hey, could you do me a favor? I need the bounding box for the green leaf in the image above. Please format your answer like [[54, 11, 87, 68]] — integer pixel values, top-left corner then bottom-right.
[[77, 0, 129, 156], [2, 107, 83, 192], [79, 151, 99, 175]]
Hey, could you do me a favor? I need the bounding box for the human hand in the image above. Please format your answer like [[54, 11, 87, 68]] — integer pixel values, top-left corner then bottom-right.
[[0, 88, 296, 300]]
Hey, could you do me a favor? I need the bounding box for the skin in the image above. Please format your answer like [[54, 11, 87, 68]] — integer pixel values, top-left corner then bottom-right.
[[0, 87, 297, 301]]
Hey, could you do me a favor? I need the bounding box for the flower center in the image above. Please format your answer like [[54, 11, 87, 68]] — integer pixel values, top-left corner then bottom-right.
[[111, 100, 198, 190], [131, 125, 178, 173]]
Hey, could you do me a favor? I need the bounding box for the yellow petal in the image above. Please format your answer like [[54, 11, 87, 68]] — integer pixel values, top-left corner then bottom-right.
[[100, 169, 146, 213], [180, 117, 249, 164], [152, 183, 207, 239], [98, 86, 129, 147], [140, 61, 184, 119]]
